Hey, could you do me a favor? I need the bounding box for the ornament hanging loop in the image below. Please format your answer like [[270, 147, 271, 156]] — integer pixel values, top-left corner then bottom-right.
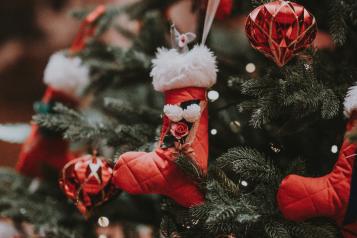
[[69, 5, 106, 54], [92, 148, 98, 161], [201, 0, 221, 45]]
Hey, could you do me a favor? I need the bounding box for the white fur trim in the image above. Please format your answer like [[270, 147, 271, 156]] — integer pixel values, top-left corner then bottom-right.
[[0, 124, 31, 144], [344, 84, 357, 117], [163, 104, 183, 122], [44, 51, 90, 98], [183, 104, 201, 122], [150, 45, 217, 92], [0, 222, 20, 237]]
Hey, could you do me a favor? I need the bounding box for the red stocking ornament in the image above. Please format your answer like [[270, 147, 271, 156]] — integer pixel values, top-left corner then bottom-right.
[[16, 88, 79, 178], [16, 5, 106, 178], [277, 85, 357, 238], [112, 28, 217, 207]]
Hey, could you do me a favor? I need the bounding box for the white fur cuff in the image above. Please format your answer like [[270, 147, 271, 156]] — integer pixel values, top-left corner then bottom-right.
[[44, 51, 90, 99], [150, 45, 217, 92], [344, 84, 357, 117]]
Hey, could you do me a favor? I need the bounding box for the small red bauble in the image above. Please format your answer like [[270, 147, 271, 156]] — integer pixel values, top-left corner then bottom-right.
[[245, 0, 317, 67], [59, 154, 117, 216]]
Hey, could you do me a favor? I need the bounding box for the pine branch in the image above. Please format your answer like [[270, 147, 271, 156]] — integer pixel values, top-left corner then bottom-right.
[[209, 168, 240, 197], [33, 103, 110, 143], [132, 11, 167, 54], [238, 62, 341, 132], [125, 0, 179, 20], [104, 97, 161, 124], [175, 154, 206, 183], [286, 219, 341, 238], [0, 169, 88, 238], [328, 0, 348, 46], [111, 124, 155, 149], [216, 147, 277, 183], [264, 220, 291, 238], [160, 215, 178, 238]]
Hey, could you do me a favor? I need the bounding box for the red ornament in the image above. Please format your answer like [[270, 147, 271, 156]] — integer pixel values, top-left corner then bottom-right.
[[59, 154, 117, 216], [200, 0, 233, 20], [245, 0, 317, 67], [216, 0, 234, 20], [170, 122, 189, 140]]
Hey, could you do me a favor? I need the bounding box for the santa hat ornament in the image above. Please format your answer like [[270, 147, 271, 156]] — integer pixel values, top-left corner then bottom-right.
[[277, 84, 357, 238], [16, 5, 106, 178], [112, 0, 219, 207]]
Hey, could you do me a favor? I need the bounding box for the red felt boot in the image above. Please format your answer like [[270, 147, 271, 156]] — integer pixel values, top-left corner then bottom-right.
[[277, 84, 357, 238], [17, 87, 79, 178], [113, 44, 217, 207], [16, 52, 90, 178]]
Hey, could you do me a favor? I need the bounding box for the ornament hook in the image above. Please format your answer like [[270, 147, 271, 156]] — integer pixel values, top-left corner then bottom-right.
[[201, 0, 221, 45]]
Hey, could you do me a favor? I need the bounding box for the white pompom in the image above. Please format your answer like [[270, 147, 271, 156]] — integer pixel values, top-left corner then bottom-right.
[[44, 51, 90, 98], [344, 83, 357, 117], [182, 104, 201, 122], [163, 104, 183, 122]]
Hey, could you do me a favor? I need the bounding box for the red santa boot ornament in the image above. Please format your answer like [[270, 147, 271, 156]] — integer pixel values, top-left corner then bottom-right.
[[16, 5, 106, 178], [277, 84, 357, 238], [112, 13, 219, 207]]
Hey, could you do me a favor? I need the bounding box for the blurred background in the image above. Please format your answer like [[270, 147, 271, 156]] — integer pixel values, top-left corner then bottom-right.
[[0, 0, 197, 168]]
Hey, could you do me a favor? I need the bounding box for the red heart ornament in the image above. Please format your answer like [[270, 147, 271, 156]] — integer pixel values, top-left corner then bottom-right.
[[59, 154, 117, 217], [245, 0, 317, 67]]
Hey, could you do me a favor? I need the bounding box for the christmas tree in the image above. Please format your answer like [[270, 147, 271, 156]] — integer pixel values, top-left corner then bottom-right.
[[1, 0, 357, 237]]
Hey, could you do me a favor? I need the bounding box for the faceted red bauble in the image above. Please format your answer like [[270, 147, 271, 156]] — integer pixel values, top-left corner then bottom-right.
[[59, 154, 117, 216], [245, 0, 317, 67]]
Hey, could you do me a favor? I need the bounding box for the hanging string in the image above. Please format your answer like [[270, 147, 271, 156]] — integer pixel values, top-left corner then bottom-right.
[[201, 0, 221, 45]]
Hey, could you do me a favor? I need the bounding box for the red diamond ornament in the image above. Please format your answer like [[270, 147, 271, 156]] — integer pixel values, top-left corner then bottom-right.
[[245, 0, 317, 67]]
